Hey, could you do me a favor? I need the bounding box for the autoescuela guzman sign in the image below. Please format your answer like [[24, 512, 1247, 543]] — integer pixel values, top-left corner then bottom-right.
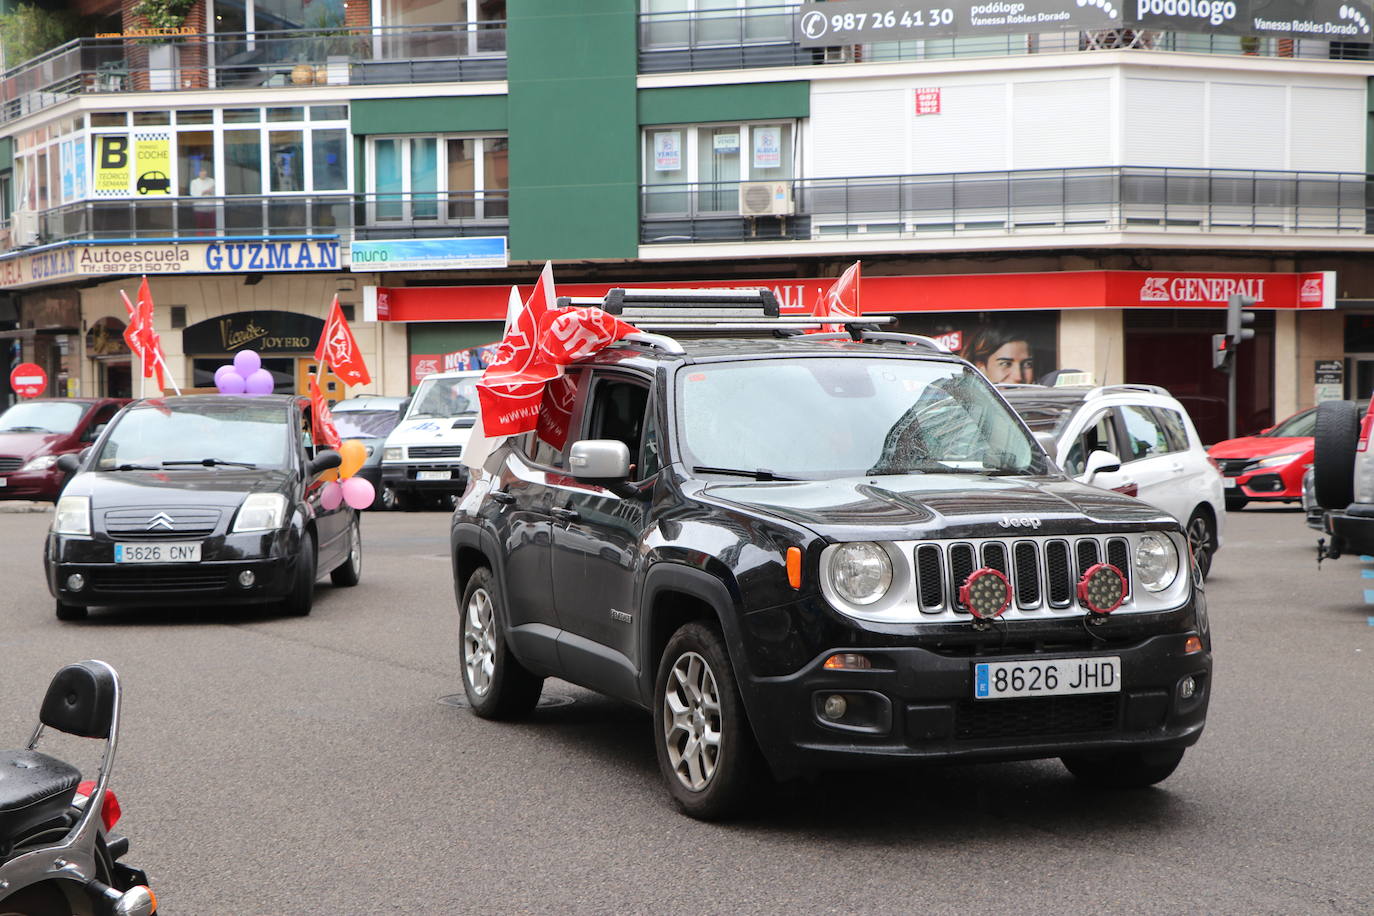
[[0, 240, 342, 288], [795, 0, 1372, 42]]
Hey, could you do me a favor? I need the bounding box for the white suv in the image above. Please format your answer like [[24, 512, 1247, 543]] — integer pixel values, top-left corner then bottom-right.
[[1000, 383, 1226, 578]]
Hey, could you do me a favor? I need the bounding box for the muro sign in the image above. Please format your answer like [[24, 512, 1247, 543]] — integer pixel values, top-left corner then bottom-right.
[[796, 0, 1372, 41]]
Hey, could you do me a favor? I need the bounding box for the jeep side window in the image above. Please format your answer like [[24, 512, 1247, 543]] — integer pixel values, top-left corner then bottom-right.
[[1064, 411, 1118, 476], [640, 407, 662, 479], [517, 369, 584, 469], [587, 376, 650, 476], [1119, 405, 1169, 463]]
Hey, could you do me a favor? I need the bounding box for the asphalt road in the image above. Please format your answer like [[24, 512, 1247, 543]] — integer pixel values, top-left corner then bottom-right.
[[0, 504, 1370, 915]]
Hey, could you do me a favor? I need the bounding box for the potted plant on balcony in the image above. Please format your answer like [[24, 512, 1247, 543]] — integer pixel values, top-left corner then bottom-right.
[[131, 0, 195, 33]]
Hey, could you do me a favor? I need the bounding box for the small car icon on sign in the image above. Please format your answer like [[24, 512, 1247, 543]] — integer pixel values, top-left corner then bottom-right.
[[136, 171, 171, 195]]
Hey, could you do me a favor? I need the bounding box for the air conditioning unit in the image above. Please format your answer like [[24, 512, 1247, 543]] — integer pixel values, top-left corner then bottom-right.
[[738, 181, 794, 217], [10, 209, 39, 247]]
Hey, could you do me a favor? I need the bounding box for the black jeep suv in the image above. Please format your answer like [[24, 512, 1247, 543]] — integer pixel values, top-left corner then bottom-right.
[[450, 295, 1211, 819]]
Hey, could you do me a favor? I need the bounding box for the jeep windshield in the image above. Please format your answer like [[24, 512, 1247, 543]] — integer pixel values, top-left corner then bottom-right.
[[678, 358, 1046, 479], [407, 376, 479, 419], [93, 401, 291, 471]]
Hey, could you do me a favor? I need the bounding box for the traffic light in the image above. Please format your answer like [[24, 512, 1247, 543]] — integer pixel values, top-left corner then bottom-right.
[[1227, 294, 1256, 347], [1211, 333, 1231, 370]]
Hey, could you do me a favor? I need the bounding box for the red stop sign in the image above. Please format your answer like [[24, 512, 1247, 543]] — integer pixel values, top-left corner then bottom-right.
[[10, 362, 47, 399]]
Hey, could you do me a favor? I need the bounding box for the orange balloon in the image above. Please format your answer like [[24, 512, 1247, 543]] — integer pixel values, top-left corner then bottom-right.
[[338, 439, 367, 479], [320, 467, 340, 482]]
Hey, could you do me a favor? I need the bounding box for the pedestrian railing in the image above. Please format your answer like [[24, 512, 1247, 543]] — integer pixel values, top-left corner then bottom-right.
[[640, 166, 1374, 244]]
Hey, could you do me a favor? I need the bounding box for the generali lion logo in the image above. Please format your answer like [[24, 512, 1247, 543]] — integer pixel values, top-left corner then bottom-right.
[[1139, 277, 1170, 302], [1300, 278, 1323, 303]]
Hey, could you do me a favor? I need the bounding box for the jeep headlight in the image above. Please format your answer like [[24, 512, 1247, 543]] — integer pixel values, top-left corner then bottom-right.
[[21, 454, 59, 472], [53, 495, 91, 536], [383, 447, 403, 462], [829, 542, 893, 606], [232, 493, 288, 533], [1135, 534, 1180, 593]]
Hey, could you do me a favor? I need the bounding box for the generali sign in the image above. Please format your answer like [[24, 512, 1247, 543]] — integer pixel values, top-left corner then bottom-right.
[[363, 270, 1336, 323]]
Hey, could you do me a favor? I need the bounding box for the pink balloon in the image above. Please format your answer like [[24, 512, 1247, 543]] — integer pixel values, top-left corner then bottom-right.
[[233, 349, 262, 376], [340, 476, 375, 510], [217, 371, 247, 394], [320, 480, 343, 511], [244, 368, 275, 396]]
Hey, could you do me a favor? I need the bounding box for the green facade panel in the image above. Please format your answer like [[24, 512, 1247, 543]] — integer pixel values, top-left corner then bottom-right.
[[638, 82, 810, 126], [350, 96, 507, 136], [506, 0, 639, 261], [0, 137, 11, 172]]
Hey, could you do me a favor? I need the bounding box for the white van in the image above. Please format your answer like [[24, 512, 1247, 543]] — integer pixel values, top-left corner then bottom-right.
[[380, 369, 481, 509]]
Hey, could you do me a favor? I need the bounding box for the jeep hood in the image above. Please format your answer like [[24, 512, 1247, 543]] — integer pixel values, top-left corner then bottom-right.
[[699, 473, 1172, 540]]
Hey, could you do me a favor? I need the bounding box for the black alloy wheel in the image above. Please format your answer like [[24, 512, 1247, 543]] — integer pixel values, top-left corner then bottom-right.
[[459, 566, 543, 719], [1185, 509, 1216, 580]]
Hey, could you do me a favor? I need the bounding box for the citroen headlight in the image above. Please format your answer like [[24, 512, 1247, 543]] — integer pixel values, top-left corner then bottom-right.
[[1135, 534, 1180, 593], [1253, 452, 1303, 469], [383, 447, 403, 462], [232, 493, 288, 533], [53, 495, 91, 536], [21, 454, 59, 471], [829, 542, 893, 606]]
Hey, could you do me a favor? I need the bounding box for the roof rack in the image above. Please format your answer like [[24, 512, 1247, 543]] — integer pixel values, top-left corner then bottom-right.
[[559, 287, 894, 333], [796, 330, 951, 353], [1084, 383, 1172, 399]]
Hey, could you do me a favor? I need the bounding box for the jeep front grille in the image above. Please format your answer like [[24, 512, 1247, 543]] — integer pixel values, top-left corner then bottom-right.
[[910, 535, 1136, 621]]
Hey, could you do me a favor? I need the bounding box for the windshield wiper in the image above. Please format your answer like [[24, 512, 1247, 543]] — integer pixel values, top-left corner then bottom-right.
[[161, 458, 258, 469], [691, 466, 801, 481], [107, 463, 162, 471]]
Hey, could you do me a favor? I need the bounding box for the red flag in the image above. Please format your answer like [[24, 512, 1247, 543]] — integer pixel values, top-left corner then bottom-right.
[[309, 377, 342, 449], [315, 295, 372, 387], [119, 290, 146, 361], [810, 261, 862, 333], [123, 279, 168, 389], [476, 263, 639, 439]]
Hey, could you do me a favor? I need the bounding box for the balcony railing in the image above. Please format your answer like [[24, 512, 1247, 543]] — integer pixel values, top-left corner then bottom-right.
[[0, 22, 506, 124], [638, 4, 1372, 72], [640, 166, 1374, 244], [14, 191, 509, 249]]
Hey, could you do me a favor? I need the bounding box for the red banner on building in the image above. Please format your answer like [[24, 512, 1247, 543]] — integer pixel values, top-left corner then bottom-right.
[[368, 269, 1335, 323]]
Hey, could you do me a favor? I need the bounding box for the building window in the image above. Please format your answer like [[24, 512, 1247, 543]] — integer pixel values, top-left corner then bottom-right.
[[641, 0, 796, 49], [211, 0, 345, 33], [366, 134, 509, 224], [643, 121, 798, 216]]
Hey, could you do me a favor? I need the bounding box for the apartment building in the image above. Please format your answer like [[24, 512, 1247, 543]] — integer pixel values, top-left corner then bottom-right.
[[0, 0, 1370, 439]]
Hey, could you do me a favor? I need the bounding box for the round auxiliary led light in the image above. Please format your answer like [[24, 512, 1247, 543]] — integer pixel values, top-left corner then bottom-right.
[[958, 567, 1012, 619], [1077, 562, 1126, 615]]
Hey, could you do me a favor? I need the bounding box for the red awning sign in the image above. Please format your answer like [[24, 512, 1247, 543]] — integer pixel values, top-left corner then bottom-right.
[[10, 362, 47, 398], [365, 269, 1336, 323]]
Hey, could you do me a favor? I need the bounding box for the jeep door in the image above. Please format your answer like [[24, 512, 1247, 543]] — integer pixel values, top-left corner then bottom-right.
[[549, 370, 657, 701], [488, 370, 588, 667]]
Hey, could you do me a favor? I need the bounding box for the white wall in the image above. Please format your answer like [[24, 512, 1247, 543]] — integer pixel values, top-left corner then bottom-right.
[[808, 63, 1366, 177]]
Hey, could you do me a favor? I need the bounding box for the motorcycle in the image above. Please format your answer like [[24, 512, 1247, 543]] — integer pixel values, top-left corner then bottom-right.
[[0, 660, 156, 916]]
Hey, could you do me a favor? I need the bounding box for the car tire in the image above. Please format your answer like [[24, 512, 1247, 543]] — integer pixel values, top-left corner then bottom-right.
[[460, 566, 543, 719], [1061, 748, 1185, 789], [653, 621, 763, 821], [1185, 509, 1216, 580], [55, 599, 87, 622], [379, 485, 399, 511], [330, 517, 362, 587], [280, 530, 316, 617], [1223, 494, 1248, 511], [1314, 399, 1359, 510]]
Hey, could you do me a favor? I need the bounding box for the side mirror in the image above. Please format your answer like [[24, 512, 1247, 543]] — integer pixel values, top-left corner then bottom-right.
[[568, 439, 642, 498], [56, 453, 82, 474], [1033, 431, 1058, 462], [399, 397, 412, 416], [1084, 449, 1122, 483], [309, 450, 342, 476]]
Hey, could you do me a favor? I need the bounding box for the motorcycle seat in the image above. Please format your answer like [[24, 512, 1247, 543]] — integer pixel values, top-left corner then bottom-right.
[[0, 749, 81, 844]]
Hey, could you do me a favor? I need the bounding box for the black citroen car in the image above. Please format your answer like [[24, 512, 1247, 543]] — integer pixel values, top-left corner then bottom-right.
[[449, 289, 1212, 820], [45, 395, 360, 620]]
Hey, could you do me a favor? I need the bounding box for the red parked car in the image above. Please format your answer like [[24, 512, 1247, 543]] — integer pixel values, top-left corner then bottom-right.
[[0, 398, 128, 502], [1208, 401, 1366, 510]]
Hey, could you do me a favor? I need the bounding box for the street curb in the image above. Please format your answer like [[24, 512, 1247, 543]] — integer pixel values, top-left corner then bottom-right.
[[0, 501, 51, 514]]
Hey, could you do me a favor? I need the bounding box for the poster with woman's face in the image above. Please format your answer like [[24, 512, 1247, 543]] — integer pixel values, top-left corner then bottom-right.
[[894, 312, 1059, 385]]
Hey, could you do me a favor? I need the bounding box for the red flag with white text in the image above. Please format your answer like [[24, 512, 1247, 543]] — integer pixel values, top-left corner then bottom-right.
[[315, 295, 372, 386]]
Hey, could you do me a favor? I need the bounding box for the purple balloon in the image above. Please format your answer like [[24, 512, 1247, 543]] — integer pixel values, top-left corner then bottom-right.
[[320, 480, 343, 511], [233, 349, 262, 376], [214, 365, 237, 389], [244, 368, 275, 396], [341, 476, 376, 510], [217, 371, 247, 394]]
